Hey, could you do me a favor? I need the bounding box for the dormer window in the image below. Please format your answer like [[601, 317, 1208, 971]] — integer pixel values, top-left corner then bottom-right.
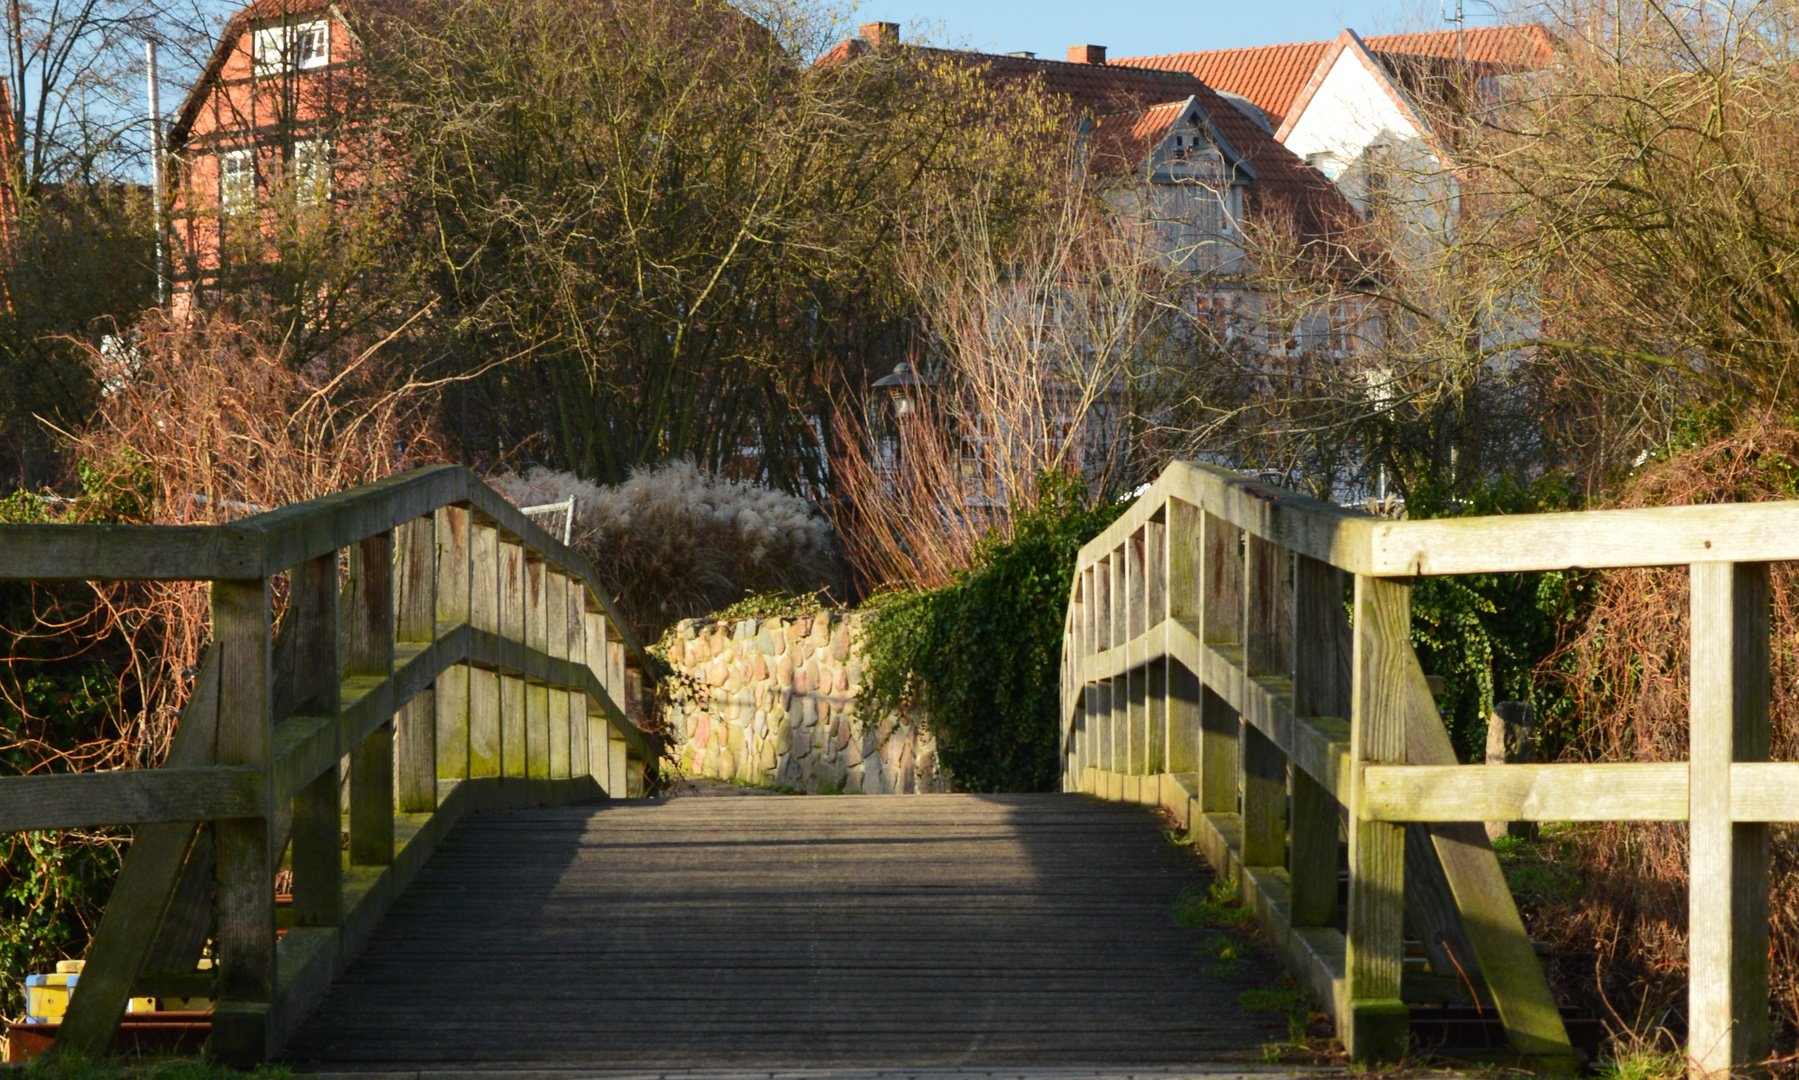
[[253, 19, 329, 74]]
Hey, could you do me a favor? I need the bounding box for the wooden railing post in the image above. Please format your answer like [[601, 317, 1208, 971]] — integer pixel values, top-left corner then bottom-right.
[[290, 553, 342, 927], [1166, 500, 1200, 781], [524, 556, 550, 778], [469, 520, 501, 777], [546, 569, 572, 780], [1127, 531, 1146, 778], [566, 578, 588, 781], [1290, 554, 1345, 927], [1198, 512, 1242, 815], [499, 535, 527, 777], [1345, 573, 1410, 1062], [436, 506, 472, 783], [346, 534, 395, 866], [1241, 535, 1289, 868], [396, 517, 437, 812], [1688, 560, 1771, 1079], [211, 577, 276, 1063], [584, 604, 608, 783], [1109, 548, 1125, 780]]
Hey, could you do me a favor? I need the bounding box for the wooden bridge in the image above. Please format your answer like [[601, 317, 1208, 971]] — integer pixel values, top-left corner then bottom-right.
[[4, 463, 1798, 1078]]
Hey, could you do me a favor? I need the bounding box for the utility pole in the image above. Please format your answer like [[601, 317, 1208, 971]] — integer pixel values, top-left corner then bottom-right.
[[147, 38, 167, 306]]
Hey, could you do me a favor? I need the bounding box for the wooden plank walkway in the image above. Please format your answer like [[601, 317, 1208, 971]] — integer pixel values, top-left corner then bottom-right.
[[282, 793, 1290, 1070]]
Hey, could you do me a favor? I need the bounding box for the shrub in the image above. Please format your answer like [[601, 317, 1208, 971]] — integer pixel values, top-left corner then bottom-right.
[[859, 474, 1122, 792], [490, 462, 842, 643]]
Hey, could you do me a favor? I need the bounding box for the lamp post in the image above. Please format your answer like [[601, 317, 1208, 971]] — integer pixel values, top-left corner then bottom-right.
[[869, 362, 932, 485]]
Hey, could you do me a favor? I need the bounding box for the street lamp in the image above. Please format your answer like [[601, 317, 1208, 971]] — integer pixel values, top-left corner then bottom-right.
[[870, 361, 930, 423]]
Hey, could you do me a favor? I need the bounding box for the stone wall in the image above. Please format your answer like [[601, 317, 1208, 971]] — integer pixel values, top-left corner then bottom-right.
[[661, 612, 946, 794]]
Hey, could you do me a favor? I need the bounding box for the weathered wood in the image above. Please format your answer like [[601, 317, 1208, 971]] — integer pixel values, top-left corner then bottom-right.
[[1165, 501, 1201, 777], [500, 538, 527, 778], [212, 578, 276, 1065], [0, 766, 261, 832], [346, 534, 395, 867], [566, 586, 588, 780], [1200, 512, 1242, 645], [396, 518, 438, 813], [1145, 658, 1166, 776], [1290, 555, 1344, 928], [0, 524, 264, 581], [1398, 651, 1579, 1062], [525, 557, 551, 779], [284, 795, 1288, 1069], [546, 570, 571, 780], [289, 553, 342, 928], [469, 522, 501, 778], [1403, 821, 1481, 984], [1688, 561, 1771, 1079], [1368, 501, 1799, 577], [50, 651, 221, 1057], [1360, 763, 1690, 821], [1241, 535, 1290, 869], [1146, 516, 1165, 633], [435, 507, 472, 781], [1345, 574, 1408, 1063], [139, 825, 216, 984]]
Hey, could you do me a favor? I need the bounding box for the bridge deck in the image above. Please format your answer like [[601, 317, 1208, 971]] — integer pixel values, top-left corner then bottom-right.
[[282, 792, 1288, 1070]]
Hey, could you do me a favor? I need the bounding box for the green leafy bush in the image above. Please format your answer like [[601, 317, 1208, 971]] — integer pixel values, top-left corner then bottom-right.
[[859, 475, 1122, 792], [1404, 475, 1590, 760]]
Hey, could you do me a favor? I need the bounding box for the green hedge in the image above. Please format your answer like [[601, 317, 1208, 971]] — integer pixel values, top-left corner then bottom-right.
[[859, 476, 1123, 792]]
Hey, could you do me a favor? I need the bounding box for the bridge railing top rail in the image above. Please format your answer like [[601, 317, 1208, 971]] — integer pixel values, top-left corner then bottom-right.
[[1064, 459, 1798, 1077], [0, 465, 656, 1064], [1079, 459, 1799, 578]]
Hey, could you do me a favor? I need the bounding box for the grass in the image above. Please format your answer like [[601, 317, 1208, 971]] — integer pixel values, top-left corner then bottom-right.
[[1171, 880, 1256, 930], [1593, 1046, 1685, 1080], [13, 1053, 289, 1080]]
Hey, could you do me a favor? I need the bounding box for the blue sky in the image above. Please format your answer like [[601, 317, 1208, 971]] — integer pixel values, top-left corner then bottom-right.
[[878, 0, 1511, 59]]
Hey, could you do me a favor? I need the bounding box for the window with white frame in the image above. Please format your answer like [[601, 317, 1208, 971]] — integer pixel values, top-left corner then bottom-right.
[[219, 148, 255, 211], [253, 19, 329, 74], [293, 139, 331, 203]]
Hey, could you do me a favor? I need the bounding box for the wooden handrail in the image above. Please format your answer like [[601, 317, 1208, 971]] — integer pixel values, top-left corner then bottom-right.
[[0, 467, 655, 1065], [1064, 460, 1799, 1077]]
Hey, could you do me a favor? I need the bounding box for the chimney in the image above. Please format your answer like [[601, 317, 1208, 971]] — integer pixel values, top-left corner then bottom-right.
[[860, 22, 899, 48], [1068, 43, 1106, 65]]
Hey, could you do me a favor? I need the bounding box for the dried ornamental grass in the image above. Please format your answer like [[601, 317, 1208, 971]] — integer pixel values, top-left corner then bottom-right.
[[491, 462, 841, 642]]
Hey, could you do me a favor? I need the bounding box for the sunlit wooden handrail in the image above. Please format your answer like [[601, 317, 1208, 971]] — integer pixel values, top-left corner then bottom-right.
[[1063, 460, 1799, 1077], [0, 467, 654, 1064]]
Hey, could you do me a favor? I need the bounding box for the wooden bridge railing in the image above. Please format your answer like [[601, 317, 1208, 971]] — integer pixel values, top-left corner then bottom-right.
[[1063, 460, 1799, 1076], [0, 466, 654, 1063]]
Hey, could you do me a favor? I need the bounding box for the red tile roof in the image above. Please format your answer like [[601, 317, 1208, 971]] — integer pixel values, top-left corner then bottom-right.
[[820, 37, 1356, 245], [1111, 42, 1328, 130], [1114, 24, 1553, 130]]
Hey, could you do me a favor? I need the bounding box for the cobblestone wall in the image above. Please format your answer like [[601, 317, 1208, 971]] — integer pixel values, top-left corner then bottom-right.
[[661, 612, 946, 794]]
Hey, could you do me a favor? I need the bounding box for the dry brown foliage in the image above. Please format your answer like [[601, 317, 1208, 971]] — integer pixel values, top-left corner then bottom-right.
[[37, 306, 443, 769], [1531, 423, 1799, 1059]]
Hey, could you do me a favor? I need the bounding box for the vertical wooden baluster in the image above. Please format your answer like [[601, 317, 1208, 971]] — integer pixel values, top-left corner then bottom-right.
[[435, 506, 472, 785], [1241, 535, 1289, 868], [1198, 512, 1242, 815], [1127, 531, 1146, 778], [1689, 561, 1771, 1079], [346, 534, 394, 866], [1166, 500, 1200, 781], [525, 556, 550, 779], [567, 579, 588, 780], [1345, 573, 1410, 1063], [290, 553, 342, 929], [1290, 554, 1345, 927], [1110, 548, 1125, 785], [1093, 561, 1110, 777], [468, 520, 501, 777], [1145, 516, 1165, 779], [585, 605, 609, 783], [546, 569, 571, 780], [211, 577, 276, 1063], [499, 536, 527, 777], [396, 517, 437, 813]]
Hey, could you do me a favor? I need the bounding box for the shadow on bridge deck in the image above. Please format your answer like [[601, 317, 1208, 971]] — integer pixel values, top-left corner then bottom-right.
[[281, 792, 1289, 1071]]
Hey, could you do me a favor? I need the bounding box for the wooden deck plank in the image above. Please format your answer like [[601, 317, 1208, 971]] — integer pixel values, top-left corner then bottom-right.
[[282, 795, 1287, 1068]]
